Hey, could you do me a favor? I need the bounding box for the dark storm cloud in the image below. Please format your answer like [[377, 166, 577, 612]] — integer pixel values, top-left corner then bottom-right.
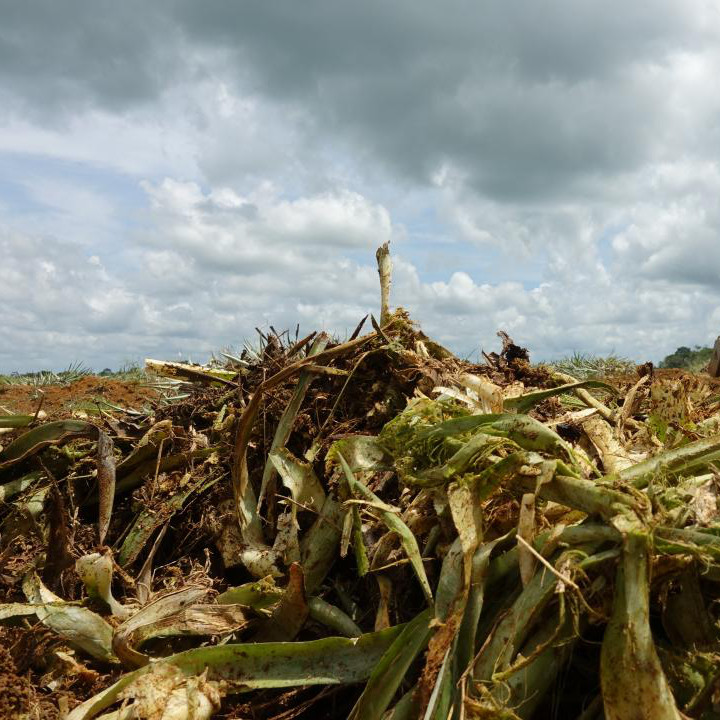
[[0, 1, 181, 116], [170, 0, 712, 199], [2, 1, 712, 198]]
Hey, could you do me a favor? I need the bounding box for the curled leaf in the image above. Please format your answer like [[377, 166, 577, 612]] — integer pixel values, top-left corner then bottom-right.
[[21, 571, 117, 663]]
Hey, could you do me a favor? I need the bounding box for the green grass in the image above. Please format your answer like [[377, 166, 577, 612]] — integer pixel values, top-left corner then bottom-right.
[[97, 362, 148, 382], [0, 361, 148, 387], [546, 352, 636, 380], [0, 361, 92, 387]]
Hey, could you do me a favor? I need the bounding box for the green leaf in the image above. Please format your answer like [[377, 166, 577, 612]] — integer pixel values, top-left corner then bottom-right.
[[0, 471, 42, 502], [473, 555, 560, 682], [269, 447, 326, 512], [20, 572, 116, 663], [258, 334, 328, 507], [382, 688, 419, 720], [216, 577, 283, 608], [67, 625, 405, 720], [300, 495, 344, 595], [351, 504, 370, 576], [618, 435, 720, 489], [349, 609, 433, 720], [503, 380, 617, 414], [337, 451, 433, 605], [0, 414, 34, 429], [434, 537, 464, 623], [414, 432, 503, 487], [423, 647, 454, 720], [217, 579, 362, 637], [306, 596, 363, 638], [419, 412, 575, 466]]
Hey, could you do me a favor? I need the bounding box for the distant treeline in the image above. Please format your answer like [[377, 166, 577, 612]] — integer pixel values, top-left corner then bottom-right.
[[659, 345, 713, 371]]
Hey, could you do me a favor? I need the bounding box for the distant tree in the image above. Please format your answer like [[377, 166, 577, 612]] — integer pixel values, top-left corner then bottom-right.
[[659, 345, 713, 371]]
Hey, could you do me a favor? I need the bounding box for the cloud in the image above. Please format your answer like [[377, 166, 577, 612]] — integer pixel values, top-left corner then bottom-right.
[[0, 181, 393, 371], [167, 0, 720, 200], [610, 161, 720, 286], [5, 168, 719, 374], [136, 178, 392, 275], [5, 1, 719, 200], [0, 2, 182, 116]]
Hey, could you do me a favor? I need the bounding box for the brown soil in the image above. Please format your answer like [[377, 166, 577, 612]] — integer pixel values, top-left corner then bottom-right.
[[0, 377, 156, 417], [0, 643, 36, 720], [0, 629, 62, 720]]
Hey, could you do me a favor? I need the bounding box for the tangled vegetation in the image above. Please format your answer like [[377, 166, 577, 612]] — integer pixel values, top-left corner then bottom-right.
[[1, 259, 720, 719]]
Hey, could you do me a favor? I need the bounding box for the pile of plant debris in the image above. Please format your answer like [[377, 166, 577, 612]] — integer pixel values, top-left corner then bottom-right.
[[2, 306, 720, 719]]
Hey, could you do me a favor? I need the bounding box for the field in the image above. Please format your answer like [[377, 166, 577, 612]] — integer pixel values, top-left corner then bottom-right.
[[2, 307, 720, 720]]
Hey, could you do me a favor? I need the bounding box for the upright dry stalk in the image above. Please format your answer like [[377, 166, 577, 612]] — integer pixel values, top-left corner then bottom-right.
[[376, 242, 392, 326]]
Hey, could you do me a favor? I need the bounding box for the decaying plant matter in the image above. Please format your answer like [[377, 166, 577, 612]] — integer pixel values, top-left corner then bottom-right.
[[1, 255, 720, 719]]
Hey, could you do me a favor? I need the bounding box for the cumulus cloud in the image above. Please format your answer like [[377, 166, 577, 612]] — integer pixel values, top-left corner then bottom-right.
[[135, 179, 392, 283], [0, 183, 392, 370]]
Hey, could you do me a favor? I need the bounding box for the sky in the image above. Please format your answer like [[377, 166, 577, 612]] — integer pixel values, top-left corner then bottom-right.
[[2, 1, 720, 372]]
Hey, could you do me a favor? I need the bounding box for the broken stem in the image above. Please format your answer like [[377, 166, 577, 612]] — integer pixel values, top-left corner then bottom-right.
[[376, 242, 392, 326]]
